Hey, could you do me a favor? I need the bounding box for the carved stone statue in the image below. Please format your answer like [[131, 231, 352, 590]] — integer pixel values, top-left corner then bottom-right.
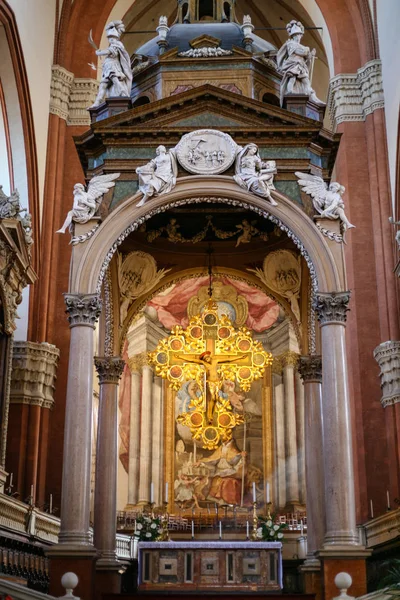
[[295, 172, 355, 235], [389, 217, 400, 250], [234, 144, 278, 205], [136, 145, 178, 207], [0, 186, 21, 219], [276, 20, 324, 106], [56, 173, 120, 234], [90, 21, 133, 108]]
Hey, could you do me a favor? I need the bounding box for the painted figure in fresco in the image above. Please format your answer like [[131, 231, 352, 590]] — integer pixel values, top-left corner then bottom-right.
[[90, 20, 133, 108], [276, 20, 324, 106], [136, 145, 178, 207], [196, 438, 245, 505], [234, 144, 278, 205]]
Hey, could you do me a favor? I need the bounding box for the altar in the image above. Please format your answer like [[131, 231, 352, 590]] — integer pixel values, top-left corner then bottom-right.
[[138, 541, 283, 592]]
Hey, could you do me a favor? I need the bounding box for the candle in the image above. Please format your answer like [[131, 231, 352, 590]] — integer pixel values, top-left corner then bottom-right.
[[9, 473, 13, 487], [31, 484, 34, 502], [246, 520, 249, 539], [49, 494, 53, 514], [150, 482, 154, 504], [193, 442, 197, 464], [266, 482, 270, 504], [300, 519, 304, 536], [191, 520, 194, 538], [252, 482, 256, 503], [370, 499, 374, 519], [165, 482, 169, 502], [219, 521, 222, 539], [387, 490, 390, 509]]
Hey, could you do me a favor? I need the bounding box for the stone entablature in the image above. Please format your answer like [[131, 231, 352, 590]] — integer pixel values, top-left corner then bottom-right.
[[373, 341, 400, 407], [49, 65, 98, 126], [10, 342, 60, 409], [327, 59, 384, 130]]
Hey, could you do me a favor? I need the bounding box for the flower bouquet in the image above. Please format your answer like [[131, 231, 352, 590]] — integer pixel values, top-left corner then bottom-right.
[[134, 514, 162, 541], [256, 515, 287, 541]]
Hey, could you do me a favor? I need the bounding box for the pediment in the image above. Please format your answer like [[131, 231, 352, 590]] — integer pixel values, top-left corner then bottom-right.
[[90, 84, 323, 134]]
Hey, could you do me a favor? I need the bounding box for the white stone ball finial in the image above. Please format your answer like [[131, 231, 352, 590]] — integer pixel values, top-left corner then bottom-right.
[[60, 572, 79, 599], [334, 572, 353, 599]]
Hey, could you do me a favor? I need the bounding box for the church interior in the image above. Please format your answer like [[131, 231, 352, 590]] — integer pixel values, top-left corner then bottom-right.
[[0, 0, 399, 599]]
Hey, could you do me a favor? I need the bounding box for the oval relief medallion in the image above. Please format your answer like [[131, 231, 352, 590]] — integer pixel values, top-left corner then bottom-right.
[[175, 129, 238, 175]]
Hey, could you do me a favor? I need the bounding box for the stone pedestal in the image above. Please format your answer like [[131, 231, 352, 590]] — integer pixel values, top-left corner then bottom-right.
[[319, 552, 370, 599], [283, 94, 325, 122], [88, 97, 132, 123]]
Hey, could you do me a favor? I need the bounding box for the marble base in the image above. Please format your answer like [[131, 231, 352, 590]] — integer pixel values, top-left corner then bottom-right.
[[88, 97, 132, 123], [283, 94, 325, 122], [47, 545, 96, 598], [95, 564, 122, 599], [299, 563, 322, 600], [317, 548, 371, 600]]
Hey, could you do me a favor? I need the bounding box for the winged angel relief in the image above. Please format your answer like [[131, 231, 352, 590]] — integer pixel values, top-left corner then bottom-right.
[[56, 173, 120, 234], [295, 172, 355, 239]]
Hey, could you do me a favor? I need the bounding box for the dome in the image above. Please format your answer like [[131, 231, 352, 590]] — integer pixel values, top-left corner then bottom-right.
[[135, 22, 276, 57]]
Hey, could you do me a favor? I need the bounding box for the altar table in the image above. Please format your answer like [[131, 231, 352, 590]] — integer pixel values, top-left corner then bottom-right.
[[138, 541, 282, 592]]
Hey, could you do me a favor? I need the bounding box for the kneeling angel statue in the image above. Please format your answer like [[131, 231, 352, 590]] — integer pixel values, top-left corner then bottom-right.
[[295, 172, 355, 237], [234, 143, 278, 205], [136, 145, 178, 207], [56, 173, 120, 234]]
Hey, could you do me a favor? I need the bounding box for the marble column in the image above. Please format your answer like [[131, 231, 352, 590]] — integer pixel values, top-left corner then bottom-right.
[[93, 357, 125, 566], [127, 362, 141, 506], [273, 373, 286, 509], [151, 376, 163, 505], [59, 293, 102, 546], [314, 292, 359, 547], [295, 371, 306, 505], [137, 364, 154, 504], [299, 356, 324, 565], [282, 352, 300, 509]]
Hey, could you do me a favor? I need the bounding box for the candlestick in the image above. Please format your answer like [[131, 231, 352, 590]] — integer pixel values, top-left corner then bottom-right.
[[370, 499, 374, 519], [246, 520, 249, 539], [250, 501, 259, 541], [266, 481, 270, 504], [30, 484, 34, 504], [159, 502, 170, 542], [49, 494, 53, 514], [191, 519, 194, 539], [219, 521, 222, 539], [150, 482, 154, 504], [165, 482, 169, 503], [134, 519, 137, 534], [387, 490, 391, 510], [252, 482, 256, 503], [9, 473, 13, 487], [300, 519, 304, 536]]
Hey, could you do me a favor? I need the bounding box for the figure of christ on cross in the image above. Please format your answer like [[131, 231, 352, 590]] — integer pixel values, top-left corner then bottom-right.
[[174, 340, 250, 424]]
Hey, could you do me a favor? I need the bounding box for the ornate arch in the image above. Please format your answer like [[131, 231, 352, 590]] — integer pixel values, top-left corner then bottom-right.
[[70, 176, 342, 297]]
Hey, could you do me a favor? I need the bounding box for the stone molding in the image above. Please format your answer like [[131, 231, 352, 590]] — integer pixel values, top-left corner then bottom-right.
[[364, 507, 400, 548], [94, 356, 125, 384], [327, 59, 384, 130], [373, 341, 400, 407], [299, 355, 322, 383], [313, 291, 351, 325], [272, 350, 300, 374], [49, 64, 98, 126], [64, 293, 102, 328], [10, 342, 60, 409]]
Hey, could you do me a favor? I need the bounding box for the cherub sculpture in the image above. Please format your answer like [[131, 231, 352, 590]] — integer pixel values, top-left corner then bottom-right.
[[277, 20, 324, 106], [90, 20, 132, 108], [56, 173, 120, 234], [234, 144, 278, 205], [136, 145, 178, 207], [0, 186, 21, 219], [295, 172, 355, 235]]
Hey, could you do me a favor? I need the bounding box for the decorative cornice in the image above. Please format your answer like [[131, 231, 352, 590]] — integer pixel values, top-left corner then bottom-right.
[[313, 291, 351, 325], [94, 357, 125, 384], [327, 59, 384, 130], [49, 65, 74, 121], [10, 342, 60, 409], [299, 355, 322, 383], [64, 293, 102, 328], [49, 65, 98, 126], [373, 341, 400, 407], [128, 352, 149, 372]]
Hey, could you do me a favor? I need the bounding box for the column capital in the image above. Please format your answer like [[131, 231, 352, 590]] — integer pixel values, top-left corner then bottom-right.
[[299, 355, 322, 383], [64, 293, 102, 328], [313, 291, 350, 325], [281, 350, 300, 368], [127, 351, 149, 372], [94, 357, 125, 384]]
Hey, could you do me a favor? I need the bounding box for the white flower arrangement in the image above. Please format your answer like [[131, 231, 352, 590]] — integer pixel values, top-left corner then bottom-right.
[[134, 513, 162, 541], [258, 514, 287, 541]]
